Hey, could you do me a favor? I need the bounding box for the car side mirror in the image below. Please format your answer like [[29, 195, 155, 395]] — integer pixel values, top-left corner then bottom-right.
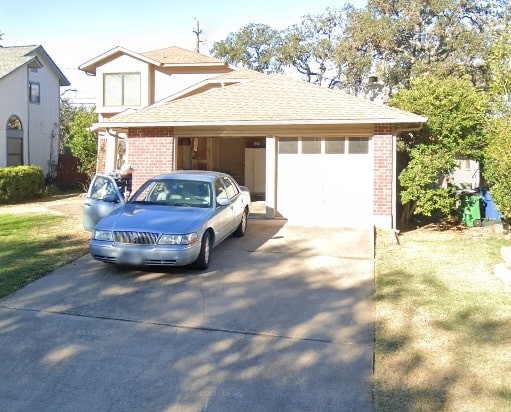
[[216, 198, 230, 207], [103, 193, 120, 203]]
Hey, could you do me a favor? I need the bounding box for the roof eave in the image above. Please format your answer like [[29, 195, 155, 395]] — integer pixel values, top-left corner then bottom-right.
[[91, 118, 427, 132], [161, 62, 229, 68], [78, 46, 162, 75], [26, 46, 71, 87]]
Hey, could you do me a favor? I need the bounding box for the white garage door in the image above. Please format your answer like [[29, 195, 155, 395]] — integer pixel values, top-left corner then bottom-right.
[[277, 137, 373, 227]]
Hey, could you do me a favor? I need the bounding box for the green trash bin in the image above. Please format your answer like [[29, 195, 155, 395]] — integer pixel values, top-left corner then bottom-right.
[[459, 193, 482, 227]]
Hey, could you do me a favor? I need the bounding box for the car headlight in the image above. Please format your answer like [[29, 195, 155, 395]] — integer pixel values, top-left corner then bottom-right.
[[158, 233, 199, 245], [93, 230, 114, 241]]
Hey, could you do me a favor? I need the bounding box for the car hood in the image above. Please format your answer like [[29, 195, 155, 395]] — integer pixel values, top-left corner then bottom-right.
[[95, 204, 214, 233]]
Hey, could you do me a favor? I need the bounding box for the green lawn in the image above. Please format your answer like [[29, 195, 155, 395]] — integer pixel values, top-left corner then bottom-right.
[[0, 213, 89, 298], [374, 227, 511, 412]]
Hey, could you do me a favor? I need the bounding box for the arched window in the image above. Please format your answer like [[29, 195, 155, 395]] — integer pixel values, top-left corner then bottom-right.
[[6, 115, 23, 166]]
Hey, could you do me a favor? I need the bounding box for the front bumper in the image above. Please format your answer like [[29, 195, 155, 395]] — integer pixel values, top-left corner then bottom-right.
[[90, 240, 202, 266]]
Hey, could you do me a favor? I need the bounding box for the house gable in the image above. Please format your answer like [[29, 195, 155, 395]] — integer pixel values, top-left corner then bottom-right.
[[0, 45, 69, 176], [82, 45, 235, 116]]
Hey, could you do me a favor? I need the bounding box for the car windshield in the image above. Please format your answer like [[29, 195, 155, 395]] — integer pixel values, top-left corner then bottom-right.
[[129, 179, 212, 208]]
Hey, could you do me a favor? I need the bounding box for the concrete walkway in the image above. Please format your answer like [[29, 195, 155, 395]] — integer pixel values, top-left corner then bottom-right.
[[0, 219, 374, 411]]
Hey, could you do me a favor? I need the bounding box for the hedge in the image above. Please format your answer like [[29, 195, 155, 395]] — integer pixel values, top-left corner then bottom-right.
[[0, 165, 45, 204]]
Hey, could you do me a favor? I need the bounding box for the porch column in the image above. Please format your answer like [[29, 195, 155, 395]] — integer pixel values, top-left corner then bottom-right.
[[373, 124, 395, 229], [265, 136, 277, 218]]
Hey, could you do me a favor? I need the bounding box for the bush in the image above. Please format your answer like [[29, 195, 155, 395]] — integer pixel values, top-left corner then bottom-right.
[[0, 165, 45, 204], [483, 115, 511, 219]]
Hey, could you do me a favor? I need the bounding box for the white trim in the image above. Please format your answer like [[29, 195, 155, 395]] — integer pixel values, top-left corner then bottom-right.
[[265, 136, 277, 219], [79, 46, 161, 74], [92, 119, 426, 131]]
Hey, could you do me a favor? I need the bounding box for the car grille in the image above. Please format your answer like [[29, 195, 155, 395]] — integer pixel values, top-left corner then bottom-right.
[[92, 255, 178, 266], [113, 231, 159, 245]]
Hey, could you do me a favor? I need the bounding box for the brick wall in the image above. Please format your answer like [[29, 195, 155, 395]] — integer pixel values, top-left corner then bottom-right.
[[127, 127, 175, 191], [373, 124, 394, 218], [96, 136, 107, 174]]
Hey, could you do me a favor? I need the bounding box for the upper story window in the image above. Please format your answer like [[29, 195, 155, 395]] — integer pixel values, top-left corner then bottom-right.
[[29, 82, 40, 103], [103, 72, 141, 106]]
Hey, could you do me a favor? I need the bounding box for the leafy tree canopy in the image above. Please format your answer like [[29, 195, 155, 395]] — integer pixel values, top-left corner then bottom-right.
[[482, 18, 511, 219], [212, 1, 509, 98], [211, 23, 282, 73], [389, 76, 489, 219], [486, 17, 511, 112], [390, 76, 489, 161], [60, 102, 98, 178], [483, 115, 511, 219], [344, 0, 508, 97], [277, 7, 350, 87]]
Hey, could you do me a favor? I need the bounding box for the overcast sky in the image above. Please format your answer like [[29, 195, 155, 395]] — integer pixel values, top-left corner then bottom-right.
[[0, 0, 366, 103]]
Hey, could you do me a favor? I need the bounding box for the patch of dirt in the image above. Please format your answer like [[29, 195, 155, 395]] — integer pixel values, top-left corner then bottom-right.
[[417, 219, 510, 240]]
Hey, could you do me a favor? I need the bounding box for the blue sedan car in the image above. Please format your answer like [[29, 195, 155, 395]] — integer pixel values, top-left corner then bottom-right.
[[83, 171, 251, 270]]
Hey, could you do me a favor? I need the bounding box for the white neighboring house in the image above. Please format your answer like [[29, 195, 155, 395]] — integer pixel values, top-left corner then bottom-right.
[[450, 159, 480, 190], [0, 45, 70, 178]]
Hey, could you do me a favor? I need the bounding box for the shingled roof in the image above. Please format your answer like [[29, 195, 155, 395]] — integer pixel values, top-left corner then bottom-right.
[[140, 46, 226, 66], [0, 45, 69, 86], [96, 73, 427, 128], [80, 45, 228, 75]]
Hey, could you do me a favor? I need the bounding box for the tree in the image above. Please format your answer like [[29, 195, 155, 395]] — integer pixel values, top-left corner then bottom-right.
[[344, 0, 508, 98], [398, 144, 457, 218], [61, 104, 98, 178], [481, 19, 511, 220], [483, 116, 511, 219], [59, 98, 75, 153], [211, 23, 282, 73], [277, 8, 349, 87], [211, 2, 508, 97], [389, 76, 489, 223]]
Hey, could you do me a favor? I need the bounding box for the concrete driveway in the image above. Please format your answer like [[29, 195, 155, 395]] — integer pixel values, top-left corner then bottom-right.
[[0, 220, 374, 412]]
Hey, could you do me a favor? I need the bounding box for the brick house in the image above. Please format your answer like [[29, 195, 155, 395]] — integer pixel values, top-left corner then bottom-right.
[[79, 46, 234, 173], [80, 46, 426, 229]]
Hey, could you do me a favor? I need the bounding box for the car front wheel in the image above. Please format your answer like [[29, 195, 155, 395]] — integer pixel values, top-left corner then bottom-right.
[[192, 231, 211, 270], [233, 208, 248, 237]]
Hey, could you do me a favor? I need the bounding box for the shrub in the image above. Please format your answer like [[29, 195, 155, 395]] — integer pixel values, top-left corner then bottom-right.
[[483, 115, 511, 219], [0, 165, 45, 204]]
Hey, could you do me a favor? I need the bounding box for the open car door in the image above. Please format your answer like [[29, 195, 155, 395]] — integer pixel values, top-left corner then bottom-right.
[[83, 174, 125, 231]]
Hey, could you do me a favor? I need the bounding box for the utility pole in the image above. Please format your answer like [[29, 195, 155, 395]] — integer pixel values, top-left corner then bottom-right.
[[193, 18, 204, 53]]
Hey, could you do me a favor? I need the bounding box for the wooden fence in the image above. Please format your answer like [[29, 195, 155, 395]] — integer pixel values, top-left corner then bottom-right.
[[56, 153, 89, 187]]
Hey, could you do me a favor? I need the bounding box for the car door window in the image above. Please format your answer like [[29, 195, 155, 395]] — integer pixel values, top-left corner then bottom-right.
[[221, 176, 239, 199], [215, 178, 228, 202], [89, 176, 118, 200]]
